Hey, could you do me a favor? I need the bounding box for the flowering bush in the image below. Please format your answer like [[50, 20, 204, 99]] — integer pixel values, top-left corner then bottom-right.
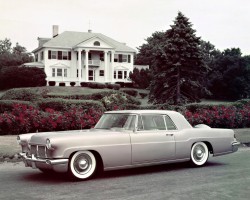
[[183, 102, 250, 128], [0, 103, 103, 135]]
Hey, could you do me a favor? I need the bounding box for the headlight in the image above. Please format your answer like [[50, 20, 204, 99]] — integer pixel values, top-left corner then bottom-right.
[[17, 135, 21, 145], [46, 138, 52, 149]]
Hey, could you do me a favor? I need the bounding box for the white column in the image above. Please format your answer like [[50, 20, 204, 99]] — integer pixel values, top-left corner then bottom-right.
[[85, 50, 89, 82], [110, 51, 114, 83], [104, 50, 108, 82], [78, 50, 82, 84]]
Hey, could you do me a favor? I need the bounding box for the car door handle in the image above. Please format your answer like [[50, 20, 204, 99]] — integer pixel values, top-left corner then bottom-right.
[[166, 134, 173, 136]]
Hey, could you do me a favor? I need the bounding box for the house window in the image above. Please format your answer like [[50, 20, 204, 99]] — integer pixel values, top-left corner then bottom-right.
[[35, 54, 38, 62], [52, 68, 55, 77], [89, 52, 92, 60], [114, 54, 128, 62], [57, 69, 62, 77], [64, 69, 67, 77], [128, 55, 131, 63], [49, 50, 71, 60], [100, 53, 104, 61], [62, 52, 68, 60], [51, 51, 57, 59], [114, 54, 118, 62], [124, 71, 127, 79], [99, 70, 104, 76], [118, 71, 123, 79], [40, 51, 44, 60], [114, 71, 117, 79], [94, 41, 100, 46], [122, 55, 127, 62]]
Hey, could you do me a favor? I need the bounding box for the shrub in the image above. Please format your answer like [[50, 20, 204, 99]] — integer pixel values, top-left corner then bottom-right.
[[121, 89, 138, 97], [124, 82, 134, 88], [48, 81, 56, 86], [183, 101, 250, 128], [0, 88, 42, 102], [139, 92, 148, 99], [38, 98, 105, 112], [0, 104, 103, 135], [115, 82, 125, 88], [70, 82, 76, 87], [106, 83, 121, 90], [101, 92, 141, 111], [0, 100, 36, 113], [80, 82, 89, 87], [0, 66, 47, 90], [59, 82, 65, 87], [88, 82, 97, 88], [95, 83, 107, 89]]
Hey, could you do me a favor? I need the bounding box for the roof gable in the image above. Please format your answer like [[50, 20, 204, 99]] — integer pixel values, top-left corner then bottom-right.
[[40, 31, 136, 53], [75, 36, 115, 49]]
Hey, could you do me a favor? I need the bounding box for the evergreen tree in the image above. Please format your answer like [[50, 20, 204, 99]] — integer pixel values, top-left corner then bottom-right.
[[149, 12, 207, 104]]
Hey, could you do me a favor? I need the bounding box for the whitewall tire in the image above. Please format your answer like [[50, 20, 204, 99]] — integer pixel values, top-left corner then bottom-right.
[[69, 151, 97, 180], [190, 142, 209, 166]]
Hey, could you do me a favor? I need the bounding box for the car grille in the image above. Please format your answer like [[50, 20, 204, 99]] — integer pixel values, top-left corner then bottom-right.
[[30, 145, 51, 158]]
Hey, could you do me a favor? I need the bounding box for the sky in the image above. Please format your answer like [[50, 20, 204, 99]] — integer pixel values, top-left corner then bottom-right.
[[0, 0, 250, 54]]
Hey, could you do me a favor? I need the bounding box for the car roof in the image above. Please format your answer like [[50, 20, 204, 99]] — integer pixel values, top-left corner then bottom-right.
[[104, 110, 193, 130], [105, 110, 178, 115]]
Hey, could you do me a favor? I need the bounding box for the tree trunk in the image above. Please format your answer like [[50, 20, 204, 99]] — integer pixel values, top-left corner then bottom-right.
[[176, 66, 180, 104]]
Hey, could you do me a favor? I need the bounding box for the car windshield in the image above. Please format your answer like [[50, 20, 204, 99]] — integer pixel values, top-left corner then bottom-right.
[[94, 114, 136, 130]]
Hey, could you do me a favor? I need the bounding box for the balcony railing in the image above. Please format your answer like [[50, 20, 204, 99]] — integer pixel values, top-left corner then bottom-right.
[[88, 60, 101, 66]]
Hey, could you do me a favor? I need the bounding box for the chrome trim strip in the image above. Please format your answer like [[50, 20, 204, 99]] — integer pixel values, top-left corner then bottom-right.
[[19, 153, 68, 166]]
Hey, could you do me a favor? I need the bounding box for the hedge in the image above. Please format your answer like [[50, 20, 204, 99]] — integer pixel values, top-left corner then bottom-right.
[[38, 98, 105, 112], [46, 91, 141, 107], [0, 88, 42, 102], [0, 104, 102, 135], [0, 100, 36, 113]]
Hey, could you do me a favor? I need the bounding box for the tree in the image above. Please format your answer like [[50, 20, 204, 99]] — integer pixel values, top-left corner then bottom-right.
[[0, 39, 32, 67], [129, 68, 152, 89], [0, 38, 12, 54], [0, 66, 46, 90], [207, 48, 250, 100], [148, 12, 207, 104]]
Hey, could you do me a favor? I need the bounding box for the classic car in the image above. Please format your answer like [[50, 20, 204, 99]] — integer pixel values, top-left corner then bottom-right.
[[17, 110, 240, 180]]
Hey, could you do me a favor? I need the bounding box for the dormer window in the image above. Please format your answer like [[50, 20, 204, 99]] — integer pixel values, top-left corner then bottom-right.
[[94, 41, 100, 46]]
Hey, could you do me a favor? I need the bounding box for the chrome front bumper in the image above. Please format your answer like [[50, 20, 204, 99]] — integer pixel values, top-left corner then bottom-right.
[[19, 153, 69, 173], [232, 141, 241, 152]]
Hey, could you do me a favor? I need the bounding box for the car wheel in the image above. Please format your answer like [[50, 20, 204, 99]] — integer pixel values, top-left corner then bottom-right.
[[190, 142, 209, 166], [69, 151, 97, 180]]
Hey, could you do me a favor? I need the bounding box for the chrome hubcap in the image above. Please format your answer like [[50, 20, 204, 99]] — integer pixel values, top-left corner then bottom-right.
[[193, 145, 205, 161], [74, 154, 92, 174]]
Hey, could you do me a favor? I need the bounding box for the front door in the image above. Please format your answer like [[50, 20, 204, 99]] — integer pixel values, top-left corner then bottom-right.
[[130, 114, 176, 164], [89, 70, 95, 81]]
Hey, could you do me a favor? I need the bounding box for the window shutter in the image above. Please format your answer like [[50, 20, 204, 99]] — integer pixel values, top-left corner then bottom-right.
[[118, 54, 123, 63], [128, 55, 131, 63], [58, 51, 62, 60], [48, 50, 51, 59], [68, 52, 71, 60]]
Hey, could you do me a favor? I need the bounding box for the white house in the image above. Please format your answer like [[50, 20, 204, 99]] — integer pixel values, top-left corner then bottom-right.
[[26, 26, 136, 86]]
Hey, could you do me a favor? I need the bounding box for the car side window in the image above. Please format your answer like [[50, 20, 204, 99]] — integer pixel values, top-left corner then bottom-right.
[[165, 115, 177, 130], [138, 115, 166, 131]]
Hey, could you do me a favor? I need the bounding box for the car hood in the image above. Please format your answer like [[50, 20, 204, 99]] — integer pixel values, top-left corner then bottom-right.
[[29, 129, 126, 145]]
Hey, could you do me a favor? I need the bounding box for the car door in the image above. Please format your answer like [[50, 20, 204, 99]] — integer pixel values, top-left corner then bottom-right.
[[130, 114, 176, 164]]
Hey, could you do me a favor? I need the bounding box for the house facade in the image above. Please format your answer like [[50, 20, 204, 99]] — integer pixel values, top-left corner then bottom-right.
[[29, 26, 136, 86]]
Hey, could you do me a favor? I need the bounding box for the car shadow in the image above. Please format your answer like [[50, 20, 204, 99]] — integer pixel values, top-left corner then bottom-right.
[[96, 161, 226, 180], [20, 161, 225, 183]]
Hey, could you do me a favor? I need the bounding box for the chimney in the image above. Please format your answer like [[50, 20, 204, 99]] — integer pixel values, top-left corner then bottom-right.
[[88, 29, 92, 33], [53, 25, 59, 37]]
